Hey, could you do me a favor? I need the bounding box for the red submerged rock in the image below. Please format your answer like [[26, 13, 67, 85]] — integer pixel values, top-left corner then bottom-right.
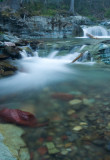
[[38, 137, 44, 143], [51, 92, 74, 101], [30, 152, 34, 160], [37, 147, 48, 155], [61, 135, 68, 141], [0, 108, 48, 127], [47, 136, 53, 141]]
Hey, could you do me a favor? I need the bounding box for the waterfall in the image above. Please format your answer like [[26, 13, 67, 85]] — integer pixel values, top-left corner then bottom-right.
[[19, 45, 92, 63], [20, 50, 28, 58], [83, 26, 108, 37], [48, 50, 59, 58]]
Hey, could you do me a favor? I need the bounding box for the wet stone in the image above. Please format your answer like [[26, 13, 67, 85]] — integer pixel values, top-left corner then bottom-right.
[[48, 148, 60, 154], [80, 122, 88, 126], [83, 98, 95, 106], [107, 123, 110, 129], [47, 136, 53, 141], [55, 154, 68, 160], [46, 142, 60, 154], [103, 102, 110, 105], [61, 135, 68, 141], [104, 155, 110, 160], [61, 149, 68, 155], [66, 148, 72, 152], [68, 134, 78, 142], [64, 143, 72, 148], [92, 140, 105, 146], [105, 142, 110, 151], [66, 131, 72, 136], [73, 126, 83, 131], [71, 104, 85, 111], [67, 109, 76, 115], [37, 147, 48, 155], [69, 91, 82, 96], [56, 144, 64, 148], [46, 142, 55, 149], [69, 99, 82, 105]]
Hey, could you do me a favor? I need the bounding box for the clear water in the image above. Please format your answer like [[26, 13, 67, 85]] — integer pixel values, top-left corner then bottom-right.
[[0, 38, 110, 160]]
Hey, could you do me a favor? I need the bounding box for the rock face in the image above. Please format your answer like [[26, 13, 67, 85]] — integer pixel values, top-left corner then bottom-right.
[[0, 33, 20, 43], [81, 39, 110, 64], [23, 15, 90, 38], [0, 13, 92, 38], [72, 24, 83, 37], [0, 124, 30, 160]]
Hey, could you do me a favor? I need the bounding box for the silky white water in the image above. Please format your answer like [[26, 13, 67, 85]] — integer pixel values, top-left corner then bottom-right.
[[83, 26, 110, 38], [0, 45, 95, 96]]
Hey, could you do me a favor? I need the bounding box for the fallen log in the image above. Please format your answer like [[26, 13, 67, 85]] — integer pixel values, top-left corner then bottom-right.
[[71, 52, 83, 63], [86, 33, 99, 39]]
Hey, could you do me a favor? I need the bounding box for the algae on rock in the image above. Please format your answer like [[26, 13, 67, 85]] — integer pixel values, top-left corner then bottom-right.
[[0, 124, 30, 160]]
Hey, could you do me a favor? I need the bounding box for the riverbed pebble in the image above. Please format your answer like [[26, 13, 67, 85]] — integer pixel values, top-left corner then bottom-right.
[[69, 99, 82, 105], [73, 126, 83, 131]]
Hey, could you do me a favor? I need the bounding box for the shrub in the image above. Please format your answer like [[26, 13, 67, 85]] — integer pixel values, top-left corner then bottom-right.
[[105, 8, 110, 18]]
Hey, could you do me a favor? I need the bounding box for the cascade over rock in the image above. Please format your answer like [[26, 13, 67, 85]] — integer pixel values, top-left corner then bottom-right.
[[83, 26, 108, 37]]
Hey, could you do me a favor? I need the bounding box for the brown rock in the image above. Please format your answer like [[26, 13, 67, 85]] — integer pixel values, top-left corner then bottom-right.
[[0, 61, 17, 77], [0, 54, 9, 60], [51, 92, 74, 101]]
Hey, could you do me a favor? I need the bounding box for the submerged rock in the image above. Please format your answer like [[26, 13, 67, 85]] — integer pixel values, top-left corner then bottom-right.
[[0, 124, 30, 160], [83, 98, 95, 106], [69, 99, 82, 105], [0, 134, 16, 160], [73, 126, 83, 131], [46, 142, 59, 154], [51, 93, 74, 101]]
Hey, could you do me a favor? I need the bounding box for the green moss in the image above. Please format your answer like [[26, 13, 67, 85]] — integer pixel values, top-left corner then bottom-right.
[[0, 31, 4, 35], [105, 8, 110, 18], [87, 15, 97, 22], [42, 9, 57, 16], [1, 9, 11, 17]]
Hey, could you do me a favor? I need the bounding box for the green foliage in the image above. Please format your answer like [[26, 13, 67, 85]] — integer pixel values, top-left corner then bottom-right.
[[24, 2, 43, 13], [105, 8, 110, 18], [0, 31, 4, 35], [1, 0, 110, 19], [41, 9, 57, 16], [1, 9, 11, 17], [61, 4, 69, 10], [87, 15, 97, 22], [21, 1, 58, 16]]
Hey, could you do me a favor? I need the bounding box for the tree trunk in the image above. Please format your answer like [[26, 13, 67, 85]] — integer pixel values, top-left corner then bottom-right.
[[0, 0, 21, 10], [69, 0, 74, 14]]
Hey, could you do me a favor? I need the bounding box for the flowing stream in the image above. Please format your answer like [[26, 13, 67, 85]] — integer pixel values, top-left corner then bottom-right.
[[83, 25, 110, 38], [1, 38, 110, 160]]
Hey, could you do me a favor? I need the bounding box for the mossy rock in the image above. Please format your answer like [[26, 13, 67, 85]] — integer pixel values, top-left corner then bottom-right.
[[3, 46, 22, 59], [0, 124, 30, 160], [0, 61, 17, 77]]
